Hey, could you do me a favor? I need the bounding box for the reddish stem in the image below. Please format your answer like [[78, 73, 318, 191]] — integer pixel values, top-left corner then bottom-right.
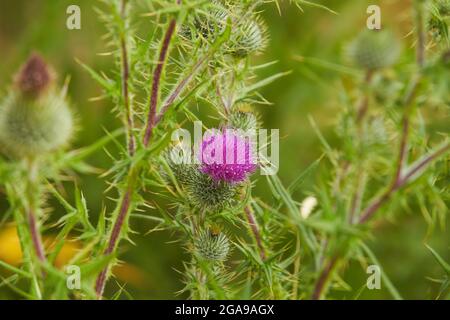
[[95, 187, 132, 298], [143, 19, 177, 147], [27, 208, 46, 263], [244, 206, 267, 261], [311, 256, 338, 300], [120, 0, 135, 156]]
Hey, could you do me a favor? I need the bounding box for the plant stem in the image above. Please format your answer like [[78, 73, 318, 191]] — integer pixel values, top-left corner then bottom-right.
[[120, 0, 136, 156], [155, 55, 209, 124], [27, 208, 46, 263], [312, 1, 431, 299], [95, 167, 137, 298], [26, 158, 46, 265], [96, 1, 182, 298], [356, 69, 374, 122], [244, 206, 267, 261], [143, 18, 177, 147], [311, 256, 339, 300]]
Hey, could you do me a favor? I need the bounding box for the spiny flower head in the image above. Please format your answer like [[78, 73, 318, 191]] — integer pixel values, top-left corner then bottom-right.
[[163, 148, 241, 213], [227, 103, 260, 131], [194, 228, 230, 261], [185, 170, 241, 212], [179, 2, 228, 43], [436, 0, 450, 16], [198, 130, 257, 183], [346, 29, 400, 70], [0, 53, 73, 158], [228, 16, 268, 58]]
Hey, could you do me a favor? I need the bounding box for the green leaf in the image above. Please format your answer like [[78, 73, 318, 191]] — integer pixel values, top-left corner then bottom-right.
[[426, 245, 450, 275], [287, 155, 323, 193], [242, 71, 292, 97], [360, 242, 403, 300], [0, 260, 31, 278]]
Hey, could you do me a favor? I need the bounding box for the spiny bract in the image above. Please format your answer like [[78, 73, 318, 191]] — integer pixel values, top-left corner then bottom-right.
[[227, 104, 260, 131], [194, 229, 230, 261], [163, 150, 242, 213], [228, 16, 268, 58], [185, 170, 241, 213]]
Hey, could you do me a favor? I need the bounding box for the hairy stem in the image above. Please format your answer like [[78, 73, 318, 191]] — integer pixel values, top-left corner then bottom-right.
[[120, 0, 136, 156], [96, 1, 182, 298], [143, 18, 177, 147], [312, 1, 432, 299], [311, 256, 339, 300], [356, 69, 374, 122], [26, 158, 46, 265], [95, 168, 137, 298], [244, 206, 267, 261], [155, 55, 209, 124]]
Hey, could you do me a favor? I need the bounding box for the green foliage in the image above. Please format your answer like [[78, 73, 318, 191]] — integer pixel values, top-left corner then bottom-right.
[[0, 0, 448, 301]]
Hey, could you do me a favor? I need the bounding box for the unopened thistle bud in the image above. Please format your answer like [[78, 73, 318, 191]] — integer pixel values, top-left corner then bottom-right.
[[185, 170, 241, 213], [228, 17, 268, 58], [179, 5, 228, 43], [227, 104, 260, 131], [0, 54, 73, 158], [194, 228, 230, 261], [346, 29, 400, 70], [436, 0, 450, 16]]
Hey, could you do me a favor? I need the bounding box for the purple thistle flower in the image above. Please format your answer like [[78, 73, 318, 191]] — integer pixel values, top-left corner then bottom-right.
[[199, 130, 257, 183]]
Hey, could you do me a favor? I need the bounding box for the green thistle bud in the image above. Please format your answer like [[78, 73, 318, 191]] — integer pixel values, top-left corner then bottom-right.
[[194, 228, 230, 261], [228, 17, 268, 58], [0, 54, 73, 158], [185, 170, 241, 213], [346, 30, 400, 70], [164, 152, 198, 186], [162, 148, 241, 213], [227, 103, 260, 131], [436, 0, 450, 16], [179, 4, 228, 42]]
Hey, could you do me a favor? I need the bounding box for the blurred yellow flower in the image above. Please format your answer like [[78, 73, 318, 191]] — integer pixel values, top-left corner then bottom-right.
[[0, 225, 147, 288]]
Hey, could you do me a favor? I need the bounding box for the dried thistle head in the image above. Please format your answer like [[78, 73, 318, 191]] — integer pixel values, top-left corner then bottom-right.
[[0, 53, 73, 158]]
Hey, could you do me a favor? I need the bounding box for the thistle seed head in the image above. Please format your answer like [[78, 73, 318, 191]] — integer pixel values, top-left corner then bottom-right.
[[346, 29, 400, 70], [194, 228, 230, 261]]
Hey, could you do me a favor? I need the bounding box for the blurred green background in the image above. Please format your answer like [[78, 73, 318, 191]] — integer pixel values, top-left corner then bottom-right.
[[0, 0, 448, 299]]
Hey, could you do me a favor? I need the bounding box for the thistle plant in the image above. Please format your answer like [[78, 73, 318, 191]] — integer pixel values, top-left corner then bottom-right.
[[1, 0, 449, 301], [0, 53, 117, 299]]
